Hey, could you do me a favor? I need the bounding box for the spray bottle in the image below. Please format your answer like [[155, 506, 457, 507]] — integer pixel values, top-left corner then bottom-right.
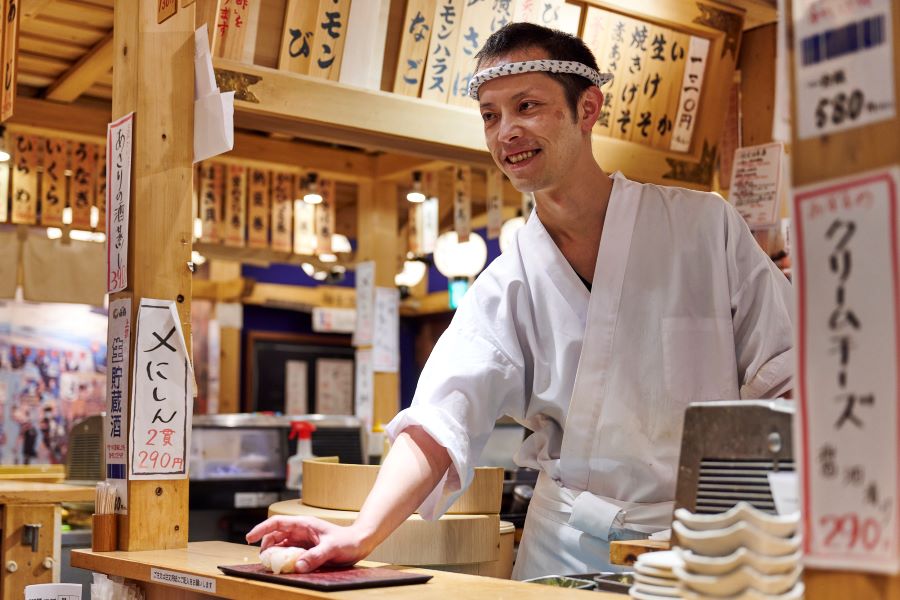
[[286, 421, 317, 492]]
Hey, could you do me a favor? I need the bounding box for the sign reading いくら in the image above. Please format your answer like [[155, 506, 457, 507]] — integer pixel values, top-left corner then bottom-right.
[[39, 138, 68, 226], [106, 297, 131, 514], [128, 299, 193, 480], [729, 142, 784, 229], [107, 112, 134, 294], [793, 166, 900, 574], [793, 0, 896, 140]]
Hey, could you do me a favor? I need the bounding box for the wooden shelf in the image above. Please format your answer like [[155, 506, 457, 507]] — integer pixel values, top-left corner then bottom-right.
[[213, 59, 493, 166]]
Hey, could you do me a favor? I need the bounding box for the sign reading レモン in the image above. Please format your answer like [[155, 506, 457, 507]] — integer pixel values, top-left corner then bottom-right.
[[794, 167, 900, 574], [128, 299, 193, 480]]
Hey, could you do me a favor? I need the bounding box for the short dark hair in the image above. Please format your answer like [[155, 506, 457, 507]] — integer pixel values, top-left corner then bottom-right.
[[474, 22, 600, 118]]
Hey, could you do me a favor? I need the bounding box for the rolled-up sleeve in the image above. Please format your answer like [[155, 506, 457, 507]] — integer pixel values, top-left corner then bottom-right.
[[723, 204, 795, 398], [385, 276, 527, 519]]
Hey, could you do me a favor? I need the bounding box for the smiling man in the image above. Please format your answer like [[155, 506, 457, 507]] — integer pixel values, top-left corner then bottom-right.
[[247, 23, 794, 579]]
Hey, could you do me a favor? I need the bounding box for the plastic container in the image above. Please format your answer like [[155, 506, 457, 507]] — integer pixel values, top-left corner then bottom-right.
[[286, 420, 317, 491]]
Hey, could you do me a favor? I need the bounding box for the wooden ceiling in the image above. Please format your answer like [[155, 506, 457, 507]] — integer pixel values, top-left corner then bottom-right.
[[18, 0, 114, 101]]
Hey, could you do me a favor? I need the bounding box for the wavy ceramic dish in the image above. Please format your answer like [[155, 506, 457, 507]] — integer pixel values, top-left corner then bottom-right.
[[673, 521, 802, 557], [675, 547, 802, 576], [636, 550, 682, 571], [635, 572, 679, 586], [674, 502, 799, 537], [632, 581, 680, 598], [673, 564, 802, 596], [679, 582, 805, 600]]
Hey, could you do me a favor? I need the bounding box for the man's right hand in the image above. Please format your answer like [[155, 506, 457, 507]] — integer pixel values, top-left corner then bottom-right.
[[246, 515, 374, 573]]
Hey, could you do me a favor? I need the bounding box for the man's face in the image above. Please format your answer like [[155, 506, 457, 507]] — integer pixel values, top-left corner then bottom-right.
[[477, 48, 587, 193]]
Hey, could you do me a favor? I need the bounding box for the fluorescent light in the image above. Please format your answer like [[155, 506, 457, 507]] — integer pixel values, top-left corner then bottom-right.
[[62, 207, 73, 225], [70, 230, 106, 243], [194, 217, 203, 240], [406, 191, 426, 203], [90, 206, 100, 229], [301, 262, 316, 277], [313, 271, 328, 281], [0, 150, 10, 162], [318, 252, 337, 263], [303, 192, 323, 204], [191, 250, 207, 266], [47, 227, 63, 239]]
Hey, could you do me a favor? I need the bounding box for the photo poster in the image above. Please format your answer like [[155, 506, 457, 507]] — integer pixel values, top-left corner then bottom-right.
[[0, 301, 108, 467], [128, 299, 194, 480], [284, 359, 309, 415], [793, 167, 900, 573], [315, 358, 354, 415]]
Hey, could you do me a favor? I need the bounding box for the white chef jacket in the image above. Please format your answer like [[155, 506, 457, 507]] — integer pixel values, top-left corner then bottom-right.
[[385, 172, 793, 578]]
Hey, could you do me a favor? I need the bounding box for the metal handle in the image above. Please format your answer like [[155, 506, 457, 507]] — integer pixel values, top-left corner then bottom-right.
[[22, 523, 42, 552]]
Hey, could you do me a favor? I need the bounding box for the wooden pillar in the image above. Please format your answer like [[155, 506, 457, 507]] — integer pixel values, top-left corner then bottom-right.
[[209, 260, 242, 414], [356, 180, 401, 429], [112, 0, 195, 551], [787, 2, 900, 597]]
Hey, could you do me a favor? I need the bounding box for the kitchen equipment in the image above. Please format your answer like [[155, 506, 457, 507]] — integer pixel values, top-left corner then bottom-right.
[[675, 400, 794, 515]]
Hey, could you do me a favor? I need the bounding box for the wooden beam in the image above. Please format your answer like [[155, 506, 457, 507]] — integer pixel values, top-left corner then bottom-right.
[[45, 31, 114, 102], [112, 0, 195, 552], [213, 58, 494, 165], [227, 131, 377, 182], [243, 282, 356, 309], [21, 0, 55, 20], [7, 96, 110, 141]]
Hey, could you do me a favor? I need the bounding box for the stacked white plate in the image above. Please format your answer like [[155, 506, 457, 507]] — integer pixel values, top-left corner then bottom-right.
[[672, 502, 803, 600], [629, 550, 682, 599]]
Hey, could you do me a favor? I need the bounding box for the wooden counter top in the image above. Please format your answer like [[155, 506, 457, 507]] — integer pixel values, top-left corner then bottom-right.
[[72, 541, 622, 599], [0, 481, 95, 504]]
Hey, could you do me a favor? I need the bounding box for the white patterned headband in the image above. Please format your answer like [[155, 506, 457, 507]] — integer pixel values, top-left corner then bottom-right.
[[467, 60, 613, 101]]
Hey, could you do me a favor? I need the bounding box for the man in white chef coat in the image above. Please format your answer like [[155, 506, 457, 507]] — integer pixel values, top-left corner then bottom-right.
[[247, 23, 793, 578]]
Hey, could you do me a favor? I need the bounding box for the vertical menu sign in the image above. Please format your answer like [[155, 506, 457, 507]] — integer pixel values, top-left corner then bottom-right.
[[794, 167, 900, 573], [107, 113, 134, 294], [129, 299, 192, 480], [793, 0, 896, 139], [106, 297, 130, 513]]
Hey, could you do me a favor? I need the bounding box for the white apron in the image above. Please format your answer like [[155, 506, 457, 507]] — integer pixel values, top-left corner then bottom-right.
[[512, 174, 670, 580]]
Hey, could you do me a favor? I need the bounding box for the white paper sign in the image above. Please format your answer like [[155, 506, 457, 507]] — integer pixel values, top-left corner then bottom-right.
[[486, 168, 504, 240], [150, 569, 216, 594], [420, 197, 439, 255], [793, 0, 896, 139], [284, 360, 308, 415], [293, 201, 317, 255], [24, 583, 82, 600], [793, 167, 900, 574], [105, 297, 130, 514], [129, 299, 193, 480], [106, 112, 134, 294], [312, 307, 356, 334], [729, 142, 785, 229], [669, 36, 710, 153], [353, 261, 375, 346], [373, 287, 400, 373], [354, 348, 374, 432], [316, 358, 354, 414], [768, 471, 800, 517]]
